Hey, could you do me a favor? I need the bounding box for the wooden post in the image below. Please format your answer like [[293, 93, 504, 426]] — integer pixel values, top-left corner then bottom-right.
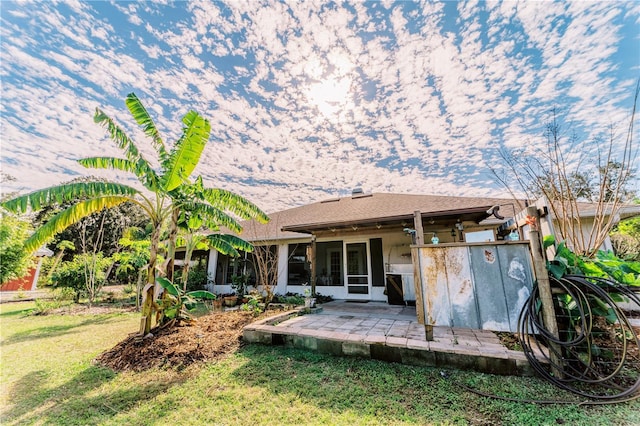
[[411, 213, 432, 341], [525, 206, 563, 377], [413, 211, 424, 245], [309, 235, 317, 296]]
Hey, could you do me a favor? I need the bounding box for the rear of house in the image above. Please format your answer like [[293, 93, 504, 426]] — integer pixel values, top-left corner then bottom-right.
[[204, 191, 522, 303]]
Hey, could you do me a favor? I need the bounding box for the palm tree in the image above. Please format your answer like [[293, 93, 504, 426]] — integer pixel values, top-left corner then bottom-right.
[[2, 93, 268, 334]]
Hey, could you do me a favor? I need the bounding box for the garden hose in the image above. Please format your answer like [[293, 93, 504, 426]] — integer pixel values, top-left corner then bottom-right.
[[444, 275, 639, 405], [516, 275, 639, 403]]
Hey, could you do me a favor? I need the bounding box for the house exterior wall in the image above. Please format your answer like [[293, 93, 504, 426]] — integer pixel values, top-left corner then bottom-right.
[[0, 257, 45, 292], [204, 222, 514, 302]]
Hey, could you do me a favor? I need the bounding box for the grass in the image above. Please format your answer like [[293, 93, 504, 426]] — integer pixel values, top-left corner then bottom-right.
[[1, 301, 639, 425]]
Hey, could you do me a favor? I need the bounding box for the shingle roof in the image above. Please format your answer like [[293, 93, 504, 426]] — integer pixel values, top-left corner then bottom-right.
[[239, 192, 522, 241]]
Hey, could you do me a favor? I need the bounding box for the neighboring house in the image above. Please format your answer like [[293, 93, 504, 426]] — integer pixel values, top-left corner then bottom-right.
[[0, 246, 53, 291], [536, 198, 640, 254], [203, 190, 524, 302]]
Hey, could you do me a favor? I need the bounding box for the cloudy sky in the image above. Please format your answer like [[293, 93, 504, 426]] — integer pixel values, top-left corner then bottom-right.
[[1, 0, 638, 213]]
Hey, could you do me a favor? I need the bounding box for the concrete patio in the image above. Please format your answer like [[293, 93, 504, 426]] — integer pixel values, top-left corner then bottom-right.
[[243, 300, 539, 376]]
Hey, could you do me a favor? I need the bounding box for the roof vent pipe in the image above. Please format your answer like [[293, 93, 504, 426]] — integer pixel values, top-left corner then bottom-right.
[[352, 188, 364, 196]]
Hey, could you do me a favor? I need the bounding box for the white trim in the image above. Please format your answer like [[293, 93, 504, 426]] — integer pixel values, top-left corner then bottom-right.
[[206, 250, 218, 292], [344, 240, 372, 300], [276, 244, 289, 294]]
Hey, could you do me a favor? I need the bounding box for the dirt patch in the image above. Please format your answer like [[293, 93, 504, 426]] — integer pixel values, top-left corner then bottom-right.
[[94, 311, 268, 372], [495, 332, 522, 351]]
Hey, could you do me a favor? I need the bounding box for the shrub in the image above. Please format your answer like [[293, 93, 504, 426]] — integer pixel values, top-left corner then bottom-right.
[[50, 253, 112, 303], [0, 214, 34, 284]]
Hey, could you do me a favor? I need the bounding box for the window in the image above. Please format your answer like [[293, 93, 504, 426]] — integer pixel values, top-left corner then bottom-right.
[[316, 241, 343, 286], [288, 243, 310, 285], [215, 251, 255, 286]]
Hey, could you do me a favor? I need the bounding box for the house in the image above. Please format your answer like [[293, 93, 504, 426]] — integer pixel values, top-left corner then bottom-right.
[[0, 246, 53, 292], [193, 190, 639, 332], [204, 190, 523, 302]]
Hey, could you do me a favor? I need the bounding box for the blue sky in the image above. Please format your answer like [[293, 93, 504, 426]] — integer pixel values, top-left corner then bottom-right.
[[1, 1, 638, 212]]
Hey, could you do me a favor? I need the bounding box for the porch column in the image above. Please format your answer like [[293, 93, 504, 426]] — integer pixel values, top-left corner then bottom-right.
[[413, 210, 424, 245], [523, 206, 562, 377], [206, 250, 218, 292], [412, 211, 431, 340], [276, 244, 289, 294], [309, 235, 317, 295]]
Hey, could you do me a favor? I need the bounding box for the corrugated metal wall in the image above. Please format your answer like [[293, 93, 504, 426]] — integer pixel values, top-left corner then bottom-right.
[[416, 242, 534, 332]]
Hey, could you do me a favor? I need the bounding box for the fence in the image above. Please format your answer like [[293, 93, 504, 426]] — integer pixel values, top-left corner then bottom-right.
[[412, 241, 534, 332]]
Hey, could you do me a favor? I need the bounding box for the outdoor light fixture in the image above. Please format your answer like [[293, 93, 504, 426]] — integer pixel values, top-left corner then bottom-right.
[[450, 228, 456, 237]]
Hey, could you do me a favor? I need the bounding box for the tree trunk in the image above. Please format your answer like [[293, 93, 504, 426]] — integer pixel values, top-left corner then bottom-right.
[[141, 224, 161, 335], [46, 249, 66, 283], [165, 207, 179, 283], [182, 247, 193, 293]]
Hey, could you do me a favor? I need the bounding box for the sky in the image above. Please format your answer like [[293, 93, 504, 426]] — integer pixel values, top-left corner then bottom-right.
[[1, 0, 639, 213]]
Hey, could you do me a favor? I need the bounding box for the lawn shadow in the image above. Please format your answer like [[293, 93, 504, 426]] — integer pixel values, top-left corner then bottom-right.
[[0, 307, 34, 318], [231, 344, 468, 424], [2, 315, 130, 346], [3, 364, 188, 425]]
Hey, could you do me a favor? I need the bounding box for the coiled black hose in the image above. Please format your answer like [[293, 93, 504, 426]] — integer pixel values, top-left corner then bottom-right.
[[518, 274, 640, 402]]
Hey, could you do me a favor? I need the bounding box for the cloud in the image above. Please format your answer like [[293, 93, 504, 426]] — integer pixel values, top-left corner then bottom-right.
[[1, 1, 637, 213]]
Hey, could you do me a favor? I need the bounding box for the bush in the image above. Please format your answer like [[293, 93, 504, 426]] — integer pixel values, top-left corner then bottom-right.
[[0, 214, 34, 284], [185, 267, 211, 292], [50, 253, 112, 303], [32, 288, 75, 315]]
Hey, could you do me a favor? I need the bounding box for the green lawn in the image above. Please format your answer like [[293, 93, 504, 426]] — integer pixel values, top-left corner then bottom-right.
[[1, 301, 638, 425]]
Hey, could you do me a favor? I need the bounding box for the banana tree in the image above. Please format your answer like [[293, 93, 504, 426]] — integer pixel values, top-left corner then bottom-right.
[[175, 229, 254, 293], [1, 93, 268, 334], [156, 276, 216, 327]]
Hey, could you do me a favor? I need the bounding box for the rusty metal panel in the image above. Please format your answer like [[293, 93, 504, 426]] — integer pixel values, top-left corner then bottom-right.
[[419, 247, 452, 326], [445, 247, 479, 329], [496, 244, 534, 332], [469, 245, 512, 331], [417, 243, 534, 332]]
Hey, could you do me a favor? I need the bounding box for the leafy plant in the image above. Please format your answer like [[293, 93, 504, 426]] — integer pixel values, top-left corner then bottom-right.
[[544, 234, 640, 286], [156, 276, 216, 326], [0, 213, 34, 284], [1, 93, 268, 334], [231, 273, 251, 297], [544, 235, 635, 333], [50, 253, 111, 303], [32, 287, 76, 314], [240, 294, 263, 315]]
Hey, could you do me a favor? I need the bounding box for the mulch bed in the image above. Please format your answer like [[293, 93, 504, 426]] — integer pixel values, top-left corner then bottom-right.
[[94, 311, 267, 372]]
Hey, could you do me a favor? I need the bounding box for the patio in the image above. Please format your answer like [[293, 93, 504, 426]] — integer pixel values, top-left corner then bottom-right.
[[243, 300, 539, 376]]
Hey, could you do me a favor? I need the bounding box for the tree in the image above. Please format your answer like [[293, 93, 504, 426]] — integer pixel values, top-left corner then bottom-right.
[[492, 84, 638, 257], [51, 253, 111, 303], [610, 200, 640, 261], [243, 218, 296, 310], [31, 178, 149, 261], [114, 226, 152, 309], [1, 93, 268, 334], [174, 220, 254, 293], [43, 240, 75, 285], [0, 213, 34, 284]]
